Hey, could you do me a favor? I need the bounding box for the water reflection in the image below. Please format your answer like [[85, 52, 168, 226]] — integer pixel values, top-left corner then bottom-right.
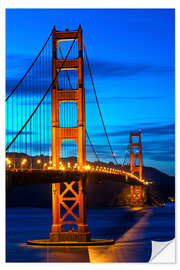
[[88, 210, 152, 262], [46, 246, 90, 262], [6, 204, 175, 262]]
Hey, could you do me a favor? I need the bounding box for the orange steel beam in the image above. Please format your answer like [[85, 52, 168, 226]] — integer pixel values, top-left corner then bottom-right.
[[130, 185, 144, 206], [55, 30, 78, 41], [57, 89, 79, 101], [56, 59, 79, 70]]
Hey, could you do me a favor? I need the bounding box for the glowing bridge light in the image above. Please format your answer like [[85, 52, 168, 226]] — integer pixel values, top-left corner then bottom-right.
[[37, 159, 41, 164], [67, 162, 71, 168], [83, 165, 91, 171], [6, 158, 12, 168], [21, 158, 27, 165], [7, 159, 11, 165]]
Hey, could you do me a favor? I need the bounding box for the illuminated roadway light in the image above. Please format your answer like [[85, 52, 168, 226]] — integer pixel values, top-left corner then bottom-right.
[[21, 158, 27, 165], [73, 164, 77, 169], [37, 159, 41, 164], [6, 158, 10, 163], [87, 165, 91, 171]]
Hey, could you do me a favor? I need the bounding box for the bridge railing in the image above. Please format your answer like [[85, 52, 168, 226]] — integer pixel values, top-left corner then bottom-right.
[[5, 156, 149, 186]]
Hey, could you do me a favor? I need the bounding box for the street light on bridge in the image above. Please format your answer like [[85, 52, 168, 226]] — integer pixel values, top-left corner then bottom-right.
[[43, 163, 47, 170], [37, 159, 41, 169], [6, 158, 12, 168], [21, 158, 27, 170]]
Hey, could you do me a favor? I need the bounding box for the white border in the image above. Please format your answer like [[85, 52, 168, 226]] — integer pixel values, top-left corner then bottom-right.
[[0, 6, 5, 266], [0, 1, 179, 269], [0, 1, 178, 8]]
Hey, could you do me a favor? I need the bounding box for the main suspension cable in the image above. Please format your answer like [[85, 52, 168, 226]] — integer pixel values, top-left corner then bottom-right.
[[83, 39, 118, 165], [86, 130, 100, 161]]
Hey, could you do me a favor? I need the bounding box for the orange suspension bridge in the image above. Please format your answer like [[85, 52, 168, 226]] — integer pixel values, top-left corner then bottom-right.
[[6, 25, 151, 244]]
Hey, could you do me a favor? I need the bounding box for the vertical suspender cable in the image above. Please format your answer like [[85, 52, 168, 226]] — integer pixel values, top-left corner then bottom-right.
[[6, 30, 53, 102], [6, 36, 77, 152]]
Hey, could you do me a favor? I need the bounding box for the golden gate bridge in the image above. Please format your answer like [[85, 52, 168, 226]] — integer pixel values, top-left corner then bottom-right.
[[6, 25, 150, 244]]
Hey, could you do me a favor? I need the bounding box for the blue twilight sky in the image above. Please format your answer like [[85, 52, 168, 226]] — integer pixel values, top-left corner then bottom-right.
[[6, 9, 175, 176]]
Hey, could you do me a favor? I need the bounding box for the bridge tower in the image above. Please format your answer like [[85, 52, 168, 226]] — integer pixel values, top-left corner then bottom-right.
[[50, 26, 90, 242], [129, 131, 145, 206], [130, 131, 142, 179]]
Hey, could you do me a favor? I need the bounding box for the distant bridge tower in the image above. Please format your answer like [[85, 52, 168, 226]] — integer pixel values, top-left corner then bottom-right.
[[129, 131, 145, 206], [50, 26, 90, 242], [130, 131, 142, 179]]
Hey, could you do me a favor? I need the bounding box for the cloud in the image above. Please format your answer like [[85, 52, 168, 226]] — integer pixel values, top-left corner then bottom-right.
[[84, 59, 175, 78], [141, 124, 175, 135], [93, 123, 175, 138], [6, 54, 34, 73], [6, 53, 174, 86], [6, 130, 37, 136], [143, 149, 175, 162], [86, 95, 165, 104], [148, 154, 174, 162]]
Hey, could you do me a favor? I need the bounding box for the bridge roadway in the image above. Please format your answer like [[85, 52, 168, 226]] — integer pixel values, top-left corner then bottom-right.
[[6, 168, 148, 191]]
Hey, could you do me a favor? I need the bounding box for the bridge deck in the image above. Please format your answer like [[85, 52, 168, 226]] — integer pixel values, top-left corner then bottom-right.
[[6, 169, 148, 190]]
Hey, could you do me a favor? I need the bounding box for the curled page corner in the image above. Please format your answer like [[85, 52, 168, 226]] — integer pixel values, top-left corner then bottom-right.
[[150, 239, 175, 263]]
